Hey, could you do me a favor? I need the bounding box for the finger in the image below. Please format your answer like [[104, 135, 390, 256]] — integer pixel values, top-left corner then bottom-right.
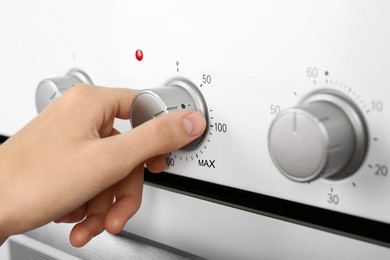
[[105, 164, 144, 234], [145, 154, 167, 173], [110, 128, 121, 136], [69, 187, 115, 247], [99, 127, 121, 143], [54, 204, 87, 223], [94, 87, 139, 120], [63, 85, 139, 120], [93, 111, 206, 183]]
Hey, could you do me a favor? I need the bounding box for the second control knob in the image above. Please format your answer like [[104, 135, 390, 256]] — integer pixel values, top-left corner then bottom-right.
[[36, 68, 92, 113], [130, 77, 208, 150], [268, 89, 368, 182]]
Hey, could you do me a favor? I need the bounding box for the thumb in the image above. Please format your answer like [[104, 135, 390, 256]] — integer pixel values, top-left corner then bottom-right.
[[95, 111, 206, 178]]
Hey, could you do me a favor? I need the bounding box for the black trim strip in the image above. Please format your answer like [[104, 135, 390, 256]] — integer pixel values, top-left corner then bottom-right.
[[0, 135, 8, 144], [144, 170, 390, 247]]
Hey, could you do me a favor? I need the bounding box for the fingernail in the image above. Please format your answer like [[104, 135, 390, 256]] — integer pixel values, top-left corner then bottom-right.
[[183, 112, 205, 137]]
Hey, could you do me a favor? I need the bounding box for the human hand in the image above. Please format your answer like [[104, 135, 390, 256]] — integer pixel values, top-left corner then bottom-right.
[[0, 84, 206, 247]]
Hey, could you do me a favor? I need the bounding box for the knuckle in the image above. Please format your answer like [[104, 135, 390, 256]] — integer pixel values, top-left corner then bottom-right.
[[66, 83, 93, 97], [56, 84, 97, 110]]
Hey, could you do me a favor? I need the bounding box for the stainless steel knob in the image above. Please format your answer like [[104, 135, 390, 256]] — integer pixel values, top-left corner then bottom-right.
[[268, 89, 368, 182], [35, 68, 92, 113], [130, 77, 208, 150]]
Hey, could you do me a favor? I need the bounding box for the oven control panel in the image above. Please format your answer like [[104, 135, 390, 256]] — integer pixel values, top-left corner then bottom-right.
[[1, 0, 390, 226]]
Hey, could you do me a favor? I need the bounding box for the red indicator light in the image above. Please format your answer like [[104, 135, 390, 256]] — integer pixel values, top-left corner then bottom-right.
[[135, 49, 143, 61]]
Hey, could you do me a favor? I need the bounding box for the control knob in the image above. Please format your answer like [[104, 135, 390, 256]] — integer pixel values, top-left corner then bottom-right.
[[36, 68, 92, 113], [130, 77, 208, 150], [268, 90, 368, 181]]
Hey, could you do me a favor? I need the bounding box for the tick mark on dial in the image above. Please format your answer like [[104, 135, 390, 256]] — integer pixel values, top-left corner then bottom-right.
[[167, 106, 178, 111], [153, 111, 165, 118], [329, 144, 341, 151], [293, 113, 297, 134], [50, 92, 57, 100]]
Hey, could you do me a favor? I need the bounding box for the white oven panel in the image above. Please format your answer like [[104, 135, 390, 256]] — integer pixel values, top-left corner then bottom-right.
[[1, 0, 390, 226]]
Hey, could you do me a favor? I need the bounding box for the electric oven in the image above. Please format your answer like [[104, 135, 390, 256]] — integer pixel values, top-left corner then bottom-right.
[[1, 1, 390, 259]]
